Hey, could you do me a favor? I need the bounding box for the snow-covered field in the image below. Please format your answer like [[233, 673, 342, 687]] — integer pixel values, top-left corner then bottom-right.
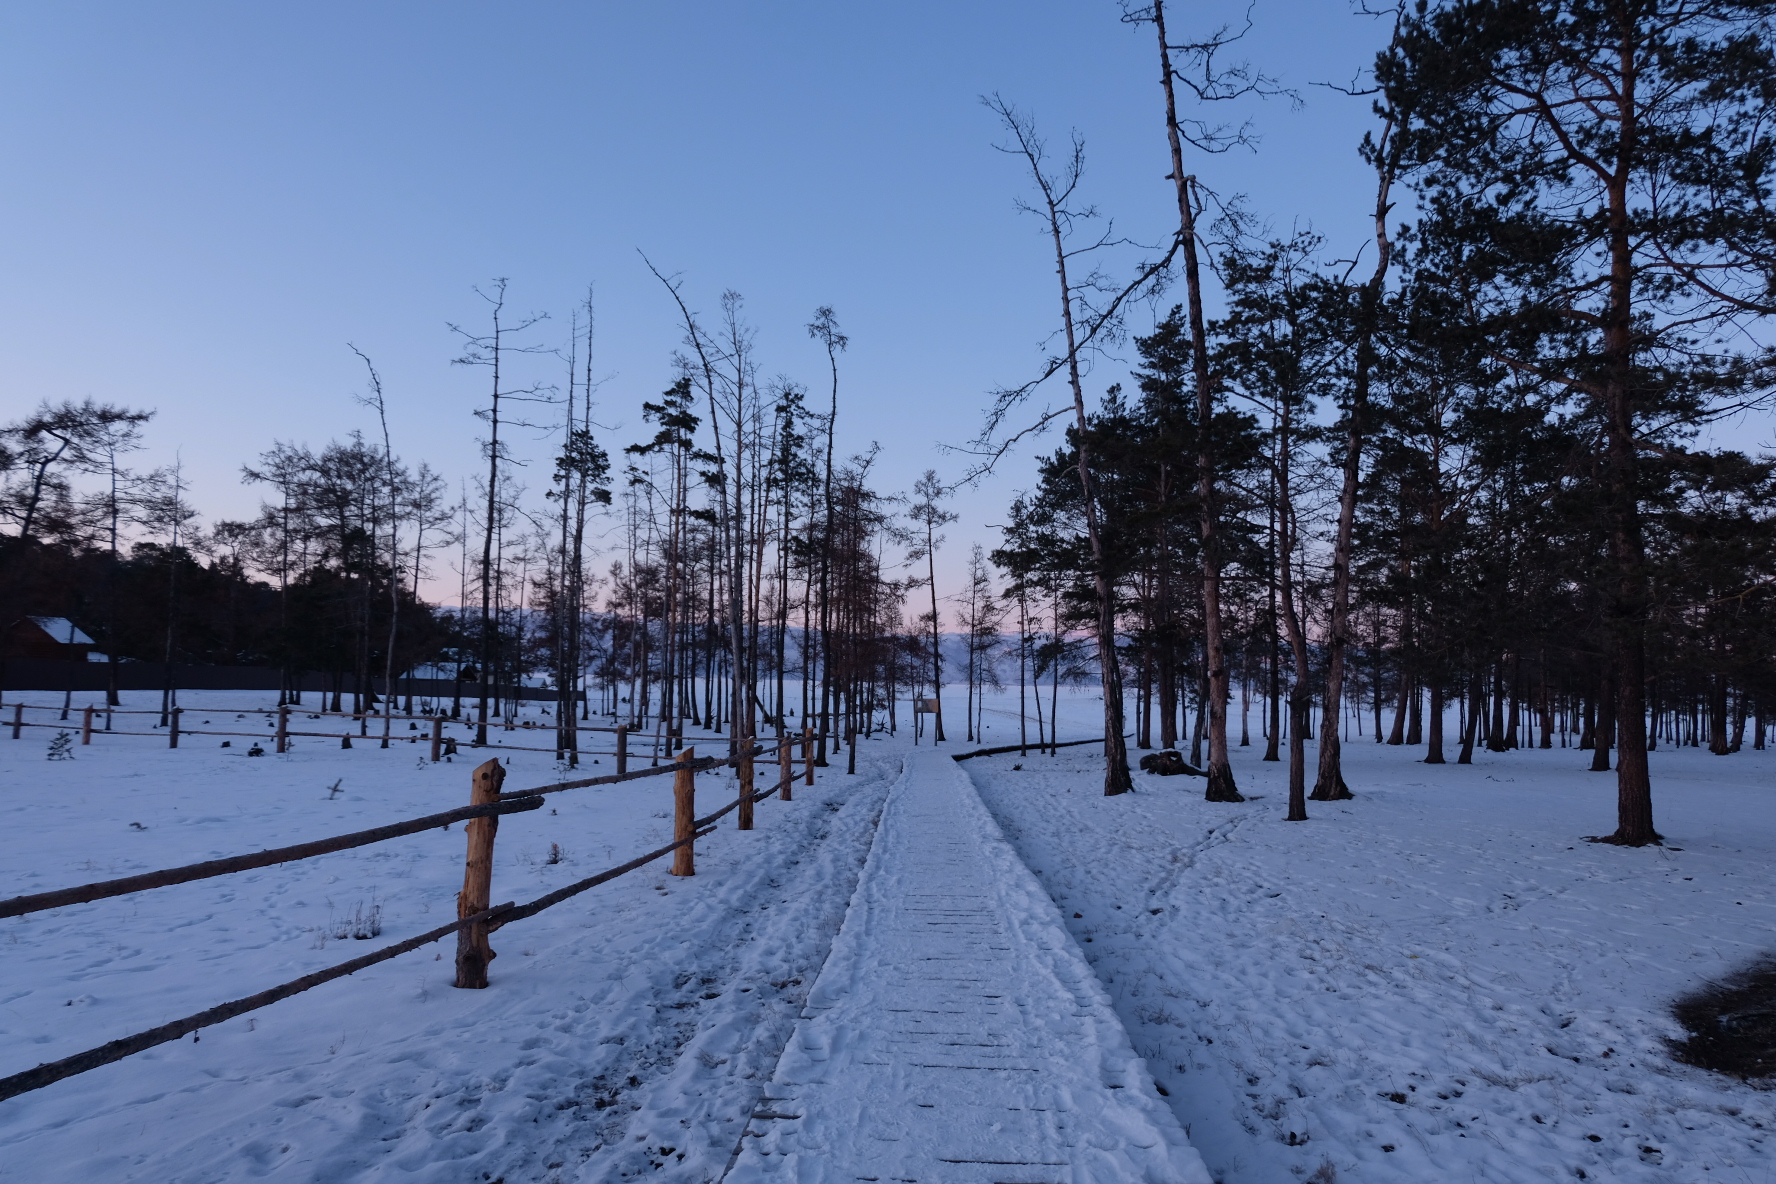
[[1, 685, 1771, 1183], [968, 697, 1776, 1184], [0, 689, 896, 1182]]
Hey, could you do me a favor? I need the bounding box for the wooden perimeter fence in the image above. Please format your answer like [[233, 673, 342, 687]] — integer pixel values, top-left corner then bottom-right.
[[4, 701, 701, 767], [0, 725, 826, 1104]]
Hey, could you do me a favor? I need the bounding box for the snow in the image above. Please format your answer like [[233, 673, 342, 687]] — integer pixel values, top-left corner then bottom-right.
[[966, 696, 1776, 1184], [1, 685, 1772, 1183], [0, 690, 894, 1182], [730, 750, 1207, 1183]]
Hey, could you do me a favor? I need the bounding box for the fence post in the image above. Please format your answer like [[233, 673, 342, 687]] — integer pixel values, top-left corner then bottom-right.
[[430, 717, 443, 762], [616, 725, 628, 775], [276, 705, 289, 754], [738, 739, 755, 831], [11, 704, 20, 740], [169, 707, 181, 749], [803, 726, 815, 786], [454, 758, 506, 989], [779, 734, 792, 802], [670, 747, 696, 877], [81, 705, 93, 746]]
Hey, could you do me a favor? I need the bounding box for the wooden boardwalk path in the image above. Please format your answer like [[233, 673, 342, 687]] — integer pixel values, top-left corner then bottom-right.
[[727, 750, 1208, 1183]]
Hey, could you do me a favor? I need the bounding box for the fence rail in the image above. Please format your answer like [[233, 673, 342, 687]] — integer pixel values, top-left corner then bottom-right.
[[0, 796, 548, 920], [0, 658, 566, 701], [4, 700, 728, 762], [0, 727, 823, 1105]]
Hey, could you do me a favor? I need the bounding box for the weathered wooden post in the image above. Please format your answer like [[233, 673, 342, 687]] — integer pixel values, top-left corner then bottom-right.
[[429, 716, 443, 762], [670, 747, 696, 877], [169, 707, 182, 749], [275, 704, 289, 754], [454, 758, 506, 989], [779, 734, 793, 802], [738, 740, 755, 831], [616, 725, 628, 775], [10, 704, 19, 740], [81, 705, 93, 746], [803, 726, 815, 786]]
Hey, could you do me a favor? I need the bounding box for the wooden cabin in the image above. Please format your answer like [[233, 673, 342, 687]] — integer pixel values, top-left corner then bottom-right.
[[2, 617, 97, 661]]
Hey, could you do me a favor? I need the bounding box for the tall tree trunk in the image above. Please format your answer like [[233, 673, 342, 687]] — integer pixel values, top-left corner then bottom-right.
[[1708, 673, 1730, 755], [1457, 665, 1481, 764], [1424, 682, 1445, 764], [475, 305, 504, 749], [1275, 438, 1311, 821], [1487, 663, 1510, 753], [1313, 106, 1397, 801], [926, 523, 945, 743], [1592, 664, 1616, 773], [1263, 482, 1282, 762], [1596, 60, 1656, 843], [994, 99, 1131, 794], [1152, 0, 1238, 802]]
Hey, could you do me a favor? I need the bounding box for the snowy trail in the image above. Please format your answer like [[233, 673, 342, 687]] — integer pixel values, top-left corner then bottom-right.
[[728, 750, 1209, 1184]]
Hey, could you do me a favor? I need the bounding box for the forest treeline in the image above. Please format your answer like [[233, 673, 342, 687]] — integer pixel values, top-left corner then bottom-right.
[[3, 0, 1774, 847], [978, 0, 1776, 845], [0, 283, 975, 777]]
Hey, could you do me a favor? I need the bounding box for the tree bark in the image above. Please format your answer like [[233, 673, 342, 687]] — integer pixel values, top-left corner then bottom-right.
[[1313, 106, 1397, 802], [1424, 682, 1445, 764], [1152, 0, 1240, 803]]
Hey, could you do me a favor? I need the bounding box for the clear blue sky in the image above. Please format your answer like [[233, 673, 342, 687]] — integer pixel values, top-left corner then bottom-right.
[[0, 2, 1437, 595]]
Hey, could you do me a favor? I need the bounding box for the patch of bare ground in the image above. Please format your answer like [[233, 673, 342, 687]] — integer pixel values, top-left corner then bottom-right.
[[1671, 957, 1776, 1081]]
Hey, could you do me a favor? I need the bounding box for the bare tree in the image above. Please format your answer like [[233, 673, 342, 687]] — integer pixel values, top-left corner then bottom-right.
[[985, 95, 1137, 794], [807, 307, 848, 752], [350, 345, 403, 748], [907, 470, 957, 742], [1314, 15, 1406, 802], [1133, 0, 1292, 803], [450, 279, 551, 746]]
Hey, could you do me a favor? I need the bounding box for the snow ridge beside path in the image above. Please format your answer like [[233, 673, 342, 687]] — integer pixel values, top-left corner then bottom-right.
[[729, 750, 1210, 1184]]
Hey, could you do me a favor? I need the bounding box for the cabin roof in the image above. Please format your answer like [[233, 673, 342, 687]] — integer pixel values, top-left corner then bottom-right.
[[23, 617, 96, 647]]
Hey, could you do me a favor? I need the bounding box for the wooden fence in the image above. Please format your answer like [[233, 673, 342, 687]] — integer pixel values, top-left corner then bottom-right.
[[0, 725, 826, 1104], [0, 658, 562, 702], [3, 701, 711, 767]]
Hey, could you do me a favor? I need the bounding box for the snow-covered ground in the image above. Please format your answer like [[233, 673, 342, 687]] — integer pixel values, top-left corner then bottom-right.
[[0, 689, 895, 1182], [967, 693, 1776, 1184], [1, 684, 1771, 1183]]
